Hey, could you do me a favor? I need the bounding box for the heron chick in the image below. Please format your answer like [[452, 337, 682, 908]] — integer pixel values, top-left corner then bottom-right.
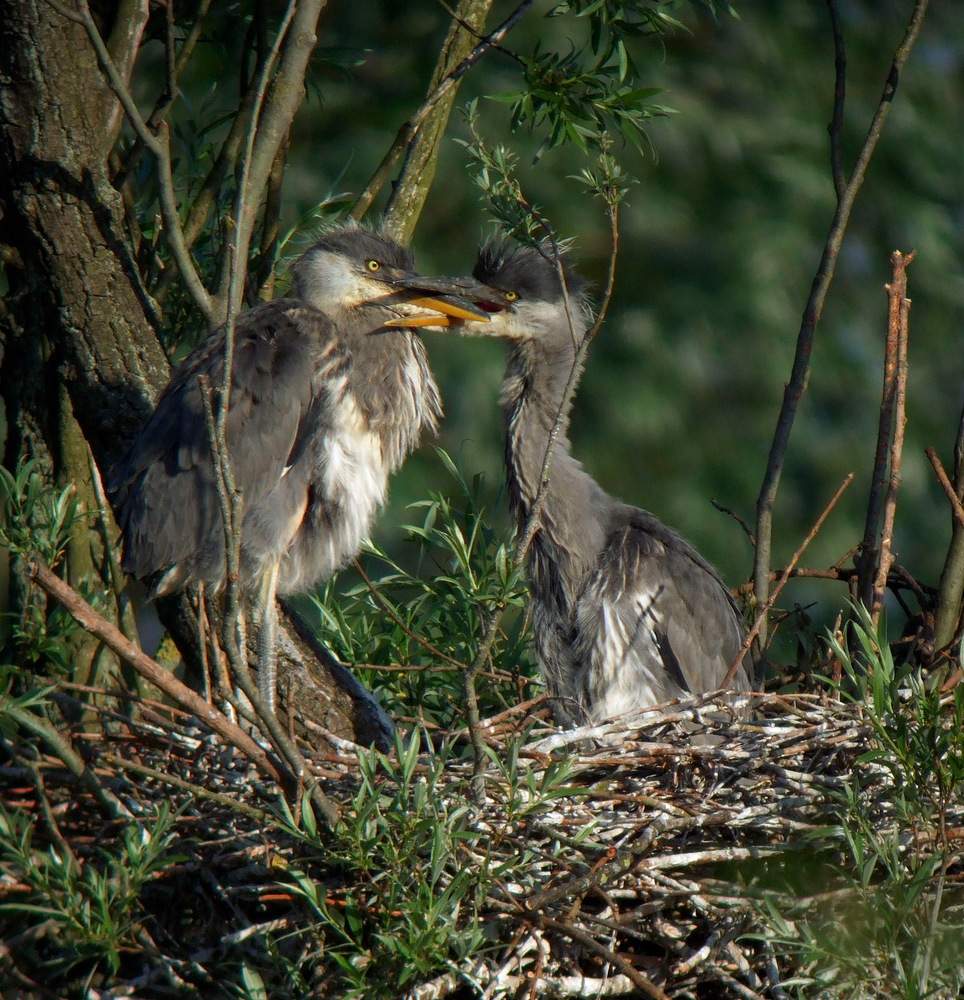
[[451, 241, 754, 726], [111, 225, 488, 710]]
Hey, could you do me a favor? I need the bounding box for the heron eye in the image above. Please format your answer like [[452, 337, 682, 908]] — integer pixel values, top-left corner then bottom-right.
[[366, 259, 381, 272], [504, 290, 518, 301]]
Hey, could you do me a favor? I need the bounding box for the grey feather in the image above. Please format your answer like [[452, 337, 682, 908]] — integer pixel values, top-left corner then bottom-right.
[[471, 242, 755, 726]]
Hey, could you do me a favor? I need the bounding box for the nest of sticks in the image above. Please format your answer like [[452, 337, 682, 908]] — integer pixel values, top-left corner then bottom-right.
[[2, 685, 960, 999]]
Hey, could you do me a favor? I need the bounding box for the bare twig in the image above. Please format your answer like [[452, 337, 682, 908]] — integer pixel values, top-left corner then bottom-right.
[[62, 0, 216, 325], [752, 0, 931, 633], [927, 449, 964, 532], [726, 473, 855, 687], [870, 251, 914, 624], [825, 0, 847, 199], [353, 0, 535, 226], [25, 557, 285, 786], [536, 915, 672, 1000], [711, 498, 757, 547]]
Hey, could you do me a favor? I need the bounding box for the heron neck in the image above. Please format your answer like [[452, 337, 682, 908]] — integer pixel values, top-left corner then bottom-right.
[[502, 335, 610, 606]]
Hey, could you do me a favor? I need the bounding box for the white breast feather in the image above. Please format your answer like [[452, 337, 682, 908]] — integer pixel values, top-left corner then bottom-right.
[[582, 585, 675, 723], [321, 394, 388, 565], [277, 393, 389, 593]]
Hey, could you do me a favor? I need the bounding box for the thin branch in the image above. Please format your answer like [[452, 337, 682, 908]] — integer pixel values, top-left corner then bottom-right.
[[927, 448, 964, 532], [197, 375, 246, 700], [726, 473, 855, 687], [24, 557, 286, 787], [711, 498, 757, 547], [215, 0, 327, 319], [101, 752, 270, 823], [825, 0, 847, 199], [102, 0, 150, 150], [66, 0, 216, 325], [352, 559, 471, 671], [5, 704, 131, 821], [752, 0, 931, 633], [352, 0, 535, 224], [870, 251, 914, 624], [536, 915, 672, 1000]]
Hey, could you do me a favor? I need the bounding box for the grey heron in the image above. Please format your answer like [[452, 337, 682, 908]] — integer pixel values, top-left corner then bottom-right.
[[111, 225, 488, 711], [455, 240, 754, 726]]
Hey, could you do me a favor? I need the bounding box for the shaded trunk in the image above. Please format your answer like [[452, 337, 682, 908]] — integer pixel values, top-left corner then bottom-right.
[[0, 0, 380, 746]]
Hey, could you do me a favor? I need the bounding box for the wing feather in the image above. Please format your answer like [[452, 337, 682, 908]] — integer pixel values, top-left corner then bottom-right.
[[111, 300, 345, 591], [571, 505, 750, 721]]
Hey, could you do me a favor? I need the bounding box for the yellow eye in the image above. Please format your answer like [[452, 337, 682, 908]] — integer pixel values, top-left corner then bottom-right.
[[366, 259, 381, 272], [504, 290, 518, 301]]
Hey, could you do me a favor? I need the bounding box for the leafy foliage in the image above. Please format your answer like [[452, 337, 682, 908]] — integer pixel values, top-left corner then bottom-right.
[[0, 802, 182, 981], [312, 450, 534, 726], [276, 729, 583, 998], [750, 607, 964, 999], [0, 458, 85, 565]]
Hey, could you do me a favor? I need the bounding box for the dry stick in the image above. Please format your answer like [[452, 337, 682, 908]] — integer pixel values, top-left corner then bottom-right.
[[197, 375, 247, 705], [725, 473, 855, 688], [100, 753, 270, 824], [752, 0, 931, 633], [535, 914, 671, 1000], [351, 0, 536, 221], [23, 559, 286, 786], [858, 252, 904, 607], [711, 499, 756, 547], [870, 252, 914, 625], [926, 449, 964, 532]]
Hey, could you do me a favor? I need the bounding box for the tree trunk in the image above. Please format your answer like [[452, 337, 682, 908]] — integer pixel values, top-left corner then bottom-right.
[[0, 0, 382, 746]]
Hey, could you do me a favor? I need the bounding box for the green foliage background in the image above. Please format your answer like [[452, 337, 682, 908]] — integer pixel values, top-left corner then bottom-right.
[[260, 0, 963, 642]]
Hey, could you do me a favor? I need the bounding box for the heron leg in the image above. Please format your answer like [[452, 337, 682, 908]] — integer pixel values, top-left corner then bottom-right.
[[256, 562, 281, 713]]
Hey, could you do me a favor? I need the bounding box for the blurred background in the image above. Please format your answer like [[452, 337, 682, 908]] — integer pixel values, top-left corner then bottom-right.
[[180, 0, 964, 656]]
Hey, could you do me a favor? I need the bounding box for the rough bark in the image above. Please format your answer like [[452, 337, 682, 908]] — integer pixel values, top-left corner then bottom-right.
[[0, 0, 379, 746]]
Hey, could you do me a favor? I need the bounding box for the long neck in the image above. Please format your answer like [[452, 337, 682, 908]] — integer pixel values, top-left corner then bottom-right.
[[502, 334, 611, 610], [354, 328, 442, 469]]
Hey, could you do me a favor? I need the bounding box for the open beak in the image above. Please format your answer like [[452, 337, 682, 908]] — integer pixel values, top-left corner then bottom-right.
[[381, 275, 494, 328]]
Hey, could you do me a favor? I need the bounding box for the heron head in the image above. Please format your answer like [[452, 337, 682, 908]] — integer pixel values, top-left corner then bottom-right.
[[430, 240, 590, 343], [292, 226, 490, 331]]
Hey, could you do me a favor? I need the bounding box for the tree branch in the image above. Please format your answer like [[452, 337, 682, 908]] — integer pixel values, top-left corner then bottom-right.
[[65, 0, 216, 325], [382, 0, 496, 244], [751, 0, 931, 635], [825, 0, 847, 199], [727, 473, 855, 688], [24, 557, 286, 787], [353, 0, 535, 229], [216, 0, 327, 320], [870, 250, 913, 625]]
